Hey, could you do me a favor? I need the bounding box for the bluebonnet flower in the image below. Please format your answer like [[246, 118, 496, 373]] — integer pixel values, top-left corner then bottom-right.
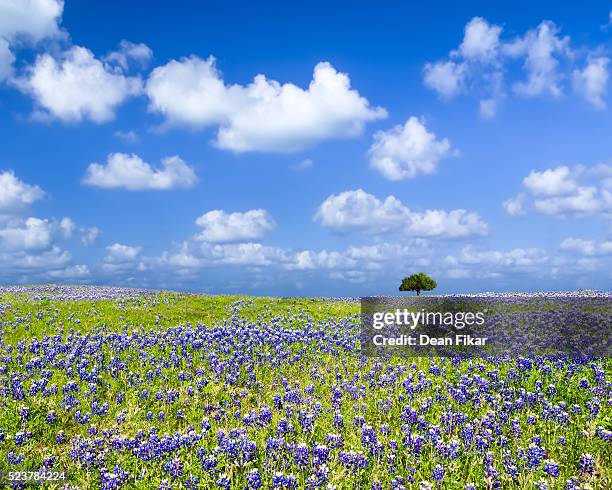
[[99, 466, 129, 490], [245, 469, 261, 489], [579, 453, 595, 474], [185, 475, 199, 490], [543, 460, 559, 478], [432, 464, 445, 482], [7, 451, 24, 465], [19, 406, 29, 420], [272, 472, 298, 489], [338, 450, 368, 471], [215, 474, 231, 489], [163, 458, 183, 478]]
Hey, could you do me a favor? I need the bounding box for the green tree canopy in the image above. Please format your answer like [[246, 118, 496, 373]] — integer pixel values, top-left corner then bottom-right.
[[399, 272, 437, 296]]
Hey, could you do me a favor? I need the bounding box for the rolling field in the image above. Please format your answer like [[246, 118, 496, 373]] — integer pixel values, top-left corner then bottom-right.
[[0, 286, 610, 489]]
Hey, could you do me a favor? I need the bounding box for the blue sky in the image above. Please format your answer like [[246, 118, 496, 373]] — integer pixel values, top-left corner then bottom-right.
[[1, 0, 611, 295]]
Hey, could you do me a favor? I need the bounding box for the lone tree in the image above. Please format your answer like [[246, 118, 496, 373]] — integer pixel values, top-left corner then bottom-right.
[[399, 272, 437, 296]]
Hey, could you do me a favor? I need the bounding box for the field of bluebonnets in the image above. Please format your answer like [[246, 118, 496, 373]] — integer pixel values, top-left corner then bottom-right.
[[0, 285, 610, 490]]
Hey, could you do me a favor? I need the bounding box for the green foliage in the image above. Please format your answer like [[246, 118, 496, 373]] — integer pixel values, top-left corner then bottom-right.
[[399, 272, 437, 295]]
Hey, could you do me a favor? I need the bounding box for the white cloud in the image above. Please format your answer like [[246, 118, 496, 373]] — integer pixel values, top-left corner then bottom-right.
[[315, 189, 408, 231], [0, 217, 52, 251], [287, 249, 354, 271], [507, 21, 570, 98], [408, 209, 487, 237], [479, 97, 497, 119], [105, 243, 142, 263], [505, 164, 612, 217], [422, 17, 607, 115], [114, 130, 139, 142], [124, 230, 431, 281], [287, 241, 429, 272], [423, 60, 466, 99], [502, 194, 526, 216], [458, 17, 502, 62], [0, 0, 64, 81], [368, 117, 453, 180], [560, 237, 612, 256], [0, 245, 70, 272], [0, 0, 63, 42], [145, 57, 386, 152], [105, 40, 153, 70], [194, 209, 275, 243], [444, 245, 549, 278], [328, 270, 367, 283], [0, 215, 77, 252], [200, 242, 286, 266], [47, 264, 90, 279], [56, 217, 74, 238], [572, 57, 609, 109], [0, 38, 14, 80], [83, 153, 197, 190], [194, 239, 429, 272], [523, 166, 577, 196], [19, 46, 142, 122], [80, 226, 100, 246], [0, 170, 44, 212], [315, 189, 487, 238], [0, 169, 85, 281], [533, 186, 601, 215]]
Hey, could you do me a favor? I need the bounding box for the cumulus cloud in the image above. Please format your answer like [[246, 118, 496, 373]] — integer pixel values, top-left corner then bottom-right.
[[0, 245, 70, 273], [0, 0, 64, 80], [58, 217, 74, 238], [286, 242, 430, 272], [80, 226, 100, 246], [195, 209, 275, 243], [502, 194, 526, 216], [0, 170, 45, 212], [145, 57, 386, 152], [142, 238, 429, 276], [0, 38, 14, 80], [457, 17, 502, 62], [504, 164, 612, 217], [315, 189, 488, 238], [19, 46, 142, 122], [423, 17, 603, 115], [572, 57, 609, 109], [199, 242, 286, 266], [0, 217, 53, 251], [523, 166, 577, 196], [47, 264, 90, 279], [506, 21, 570, 98], [105, 40, 153, 70], [105, 243, 142, 263], [423, 60, 466, 99], [0, 168, 87, 281], [0, 216, 76, 252], [560, 237, 612, 256], [0, 0, 63, 42], [368, 117, 453, 180], [533, 186, 601, 215], [444, 245, 549, 278], [83, 153, 197, 190], [114, 130, 139, 142]]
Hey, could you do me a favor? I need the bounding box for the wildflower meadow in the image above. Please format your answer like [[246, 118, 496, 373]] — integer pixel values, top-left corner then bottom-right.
[[0, 285, 610, 489]]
